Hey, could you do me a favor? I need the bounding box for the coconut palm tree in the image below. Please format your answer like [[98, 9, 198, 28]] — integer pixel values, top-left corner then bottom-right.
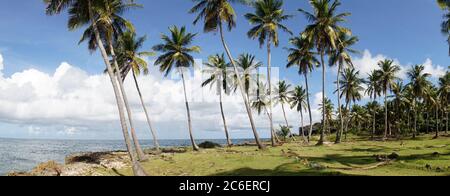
[[319, 97, 334, 135], [290, 86, 308, 141], [246, 0, 292, 146], [377, 59, 400, 139], [190, 0, 265, 149], [114, 31, 161, 151], [43, 0, 147, 176], [202, 54, 234, 146], [365, 70, 382, 140], [438, 72, 450, 134], [329, 31, 359, 143], [286, 36, 318, 142], [153, 26, 201, 151], [235, 53, 263, 101], [337, 67, 364, 139], [75, 0, 148, 161], [299, 0, 351, 145], [407, 65, 432, 138], [274, 80, 293, 128]]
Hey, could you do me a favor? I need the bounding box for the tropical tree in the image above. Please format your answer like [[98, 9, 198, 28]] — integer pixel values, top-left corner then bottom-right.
[[329, 31, 359, 143], [251, 80, 280, 142], [299, 0, 351, 145], [338, 67, 364, 140], [235, 53, 263, 101], [407, 65, 432, 138], [202, 54, 234, 146], [290, 86, 308, 141], [365, 70, 382, 139], [114, 31, 161, 151], [438, 72, 450, 134], [366, 101, 380, 139], [43, 0, 147, 176], [377, 59, 400, 139], [274, 80, 293, 128], [246, 0, 292, 146], [286, 36, 318, 142], [190, 0, 265, 149], [319, 97, 334, 135], [152, 26, 201, 151]]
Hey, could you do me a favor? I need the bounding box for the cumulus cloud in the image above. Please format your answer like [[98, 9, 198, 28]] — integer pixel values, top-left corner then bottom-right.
[[0, 53, 325, 139]]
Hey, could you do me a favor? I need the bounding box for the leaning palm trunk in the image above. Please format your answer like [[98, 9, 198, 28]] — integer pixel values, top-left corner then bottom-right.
[[335, 63, 344, 144], [219, 88, 232, 147], [132, 71, 160, 150], [109, 41, 147, 161], [300, 109, 308, 142], [219, 24, 264, 149], [317, 51, 326, 145], [281, 103, 295, 141], [265, 108, 281, 143], [87, 0, 146, 176], [304, 73, 314, 143], [180, 70, 200, 151], [265, 36, 276, 147]]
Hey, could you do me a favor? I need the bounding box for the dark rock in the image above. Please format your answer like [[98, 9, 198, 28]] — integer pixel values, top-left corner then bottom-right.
[[199, 141, 222, 149], [388, 152, 400, 160]]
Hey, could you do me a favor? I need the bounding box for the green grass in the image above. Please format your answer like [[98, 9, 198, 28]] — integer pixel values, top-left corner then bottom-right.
[[99, 134, 450, 176]]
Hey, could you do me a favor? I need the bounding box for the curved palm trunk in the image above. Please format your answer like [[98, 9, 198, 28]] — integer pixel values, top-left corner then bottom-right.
[[132, 71, 160, 150], [180, 71, 200, 151], [266, 38, 276, 147], [87, 0, 146, 176], [300, 110, 307, 142], [281, 103, 295, 141], [109, 41, 147, 161], [317, 51, 326, 145], [219, 24, 265, 149], [219, 88, 232, 147], [265, 108, 281, 143], [304, 73, 313, 143], [335, 63, 343, 144]]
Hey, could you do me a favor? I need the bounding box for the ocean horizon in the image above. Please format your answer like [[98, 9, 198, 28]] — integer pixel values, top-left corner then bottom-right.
[[0, 138, 259, 176]]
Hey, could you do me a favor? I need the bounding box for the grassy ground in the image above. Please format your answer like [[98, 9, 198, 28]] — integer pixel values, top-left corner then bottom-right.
[[98, 134, 450, 176]]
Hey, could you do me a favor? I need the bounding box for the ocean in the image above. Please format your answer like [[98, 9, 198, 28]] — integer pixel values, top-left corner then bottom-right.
[[0, 138, 254, 176]]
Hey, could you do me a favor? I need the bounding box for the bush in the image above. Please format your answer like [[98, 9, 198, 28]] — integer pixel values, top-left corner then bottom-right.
[[199, 141, 221, 149]]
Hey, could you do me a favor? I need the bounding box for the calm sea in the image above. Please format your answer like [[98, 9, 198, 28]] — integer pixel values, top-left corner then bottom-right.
[[0, 138, 254, 175]]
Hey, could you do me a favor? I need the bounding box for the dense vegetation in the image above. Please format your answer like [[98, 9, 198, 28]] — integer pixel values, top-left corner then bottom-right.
[[42, 0, 449, 176]]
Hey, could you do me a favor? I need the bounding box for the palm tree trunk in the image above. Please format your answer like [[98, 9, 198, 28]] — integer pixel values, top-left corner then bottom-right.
[[413, 100, 417, 139], [384, 92, 388, 139], [219, 23, 264, 149], [435, 106, 439, 138], [345, 101, 351, 140], [87, 0, 146, 176], [180, 70, 200, 151], [317, 51, 326, 146], [266, 37, 276, 147], [335, 63, 343, 144], [426, 112, 429, 134], [304, 73, 313, 143], [132, 71, 160, 151], [108, 40, 147, 161], [281, 103, 295, 141], [372, 98, 376, 140], [446, 111, 448, 134], [300, 110, 307, 142], [265, 109, 281, 143], [219, 88, 232, 147]]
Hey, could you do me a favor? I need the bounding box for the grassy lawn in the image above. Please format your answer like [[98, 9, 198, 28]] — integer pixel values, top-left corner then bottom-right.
[[100, 134, 450, 176]]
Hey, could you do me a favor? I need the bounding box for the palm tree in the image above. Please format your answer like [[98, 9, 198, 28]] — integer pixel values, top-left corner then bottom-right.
[[365, 70, 382, 140], [438, 72, 450, 134], [407, 65, 432, 138], [377, 59, 400, 139], [338, 68, 364, 139], [290, 86, 308, 141], [202, 54, 234, 146], [235, 53, 263, 101], [152, 26, 201, 151], [274, 81, 293, 128], [286, 36, 318, 142], [319, 97, 334, 135], [299, 0, 351, 145], [329, 31, 358, 143], [190, 0, 265, 149], [44, 0, 147, 176], [76, 0, 148, 161], [114, 31, 161, 151], [246, 0, 292, 146]]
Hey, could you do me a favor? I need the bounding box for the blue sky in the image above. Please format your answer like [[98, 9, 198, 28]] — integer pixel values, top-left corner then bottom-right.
[[0, 0, 448, 140]]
